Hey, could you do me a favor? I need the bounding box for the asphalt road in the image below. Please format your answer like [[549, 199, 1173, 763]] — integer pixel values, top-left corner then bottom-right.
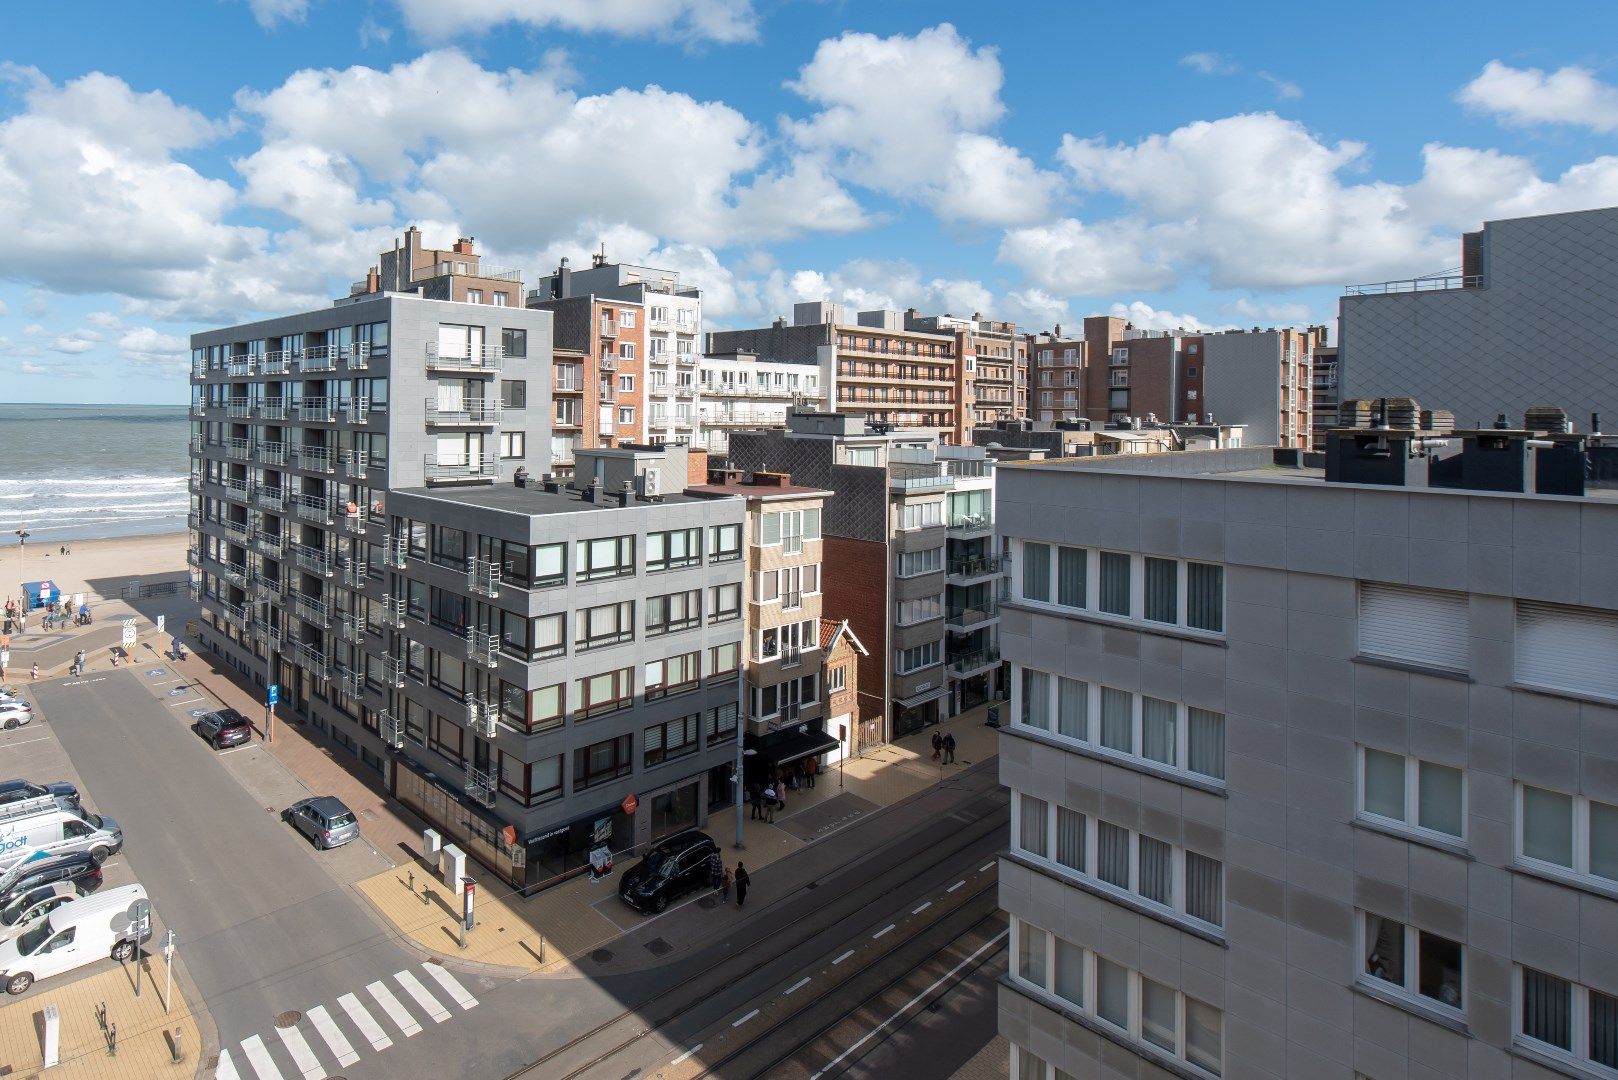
[[32, 670, 416, 1046]]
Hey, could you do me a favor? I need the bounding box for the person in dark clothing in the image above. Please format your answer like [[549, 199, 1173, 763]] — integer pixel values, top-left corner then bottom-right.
[[943, 733, 957, 764], [734, 863, 750, 908], [749, 784, 763, 820], [707, 850, 724, 894], [931, 730, 943, 760]]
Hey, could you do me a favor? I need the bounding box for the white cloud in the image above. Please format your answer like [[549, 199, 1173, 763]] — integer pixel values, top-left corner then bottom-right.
[[235, 141, 395, 236], [48, 331, 99, 354], [390, 0, 757, 44], [1231, 297, 1315, 324], [1258, 73, 1302, 100], [117, 325, 190, 370], [998, 288, 1070, 331], [0, 300, 8, 317], [997, 218, 1177, 295], [18, 361, 46, 375], [752, 257, 995, 326], [1108, 301, 1224, 334], [85, 310, 122, 328], [787, 25, 1057, 225], [1458, 60, 1618, 133], [245, 0, 310, 29], [1181, 52, 1237, 76]]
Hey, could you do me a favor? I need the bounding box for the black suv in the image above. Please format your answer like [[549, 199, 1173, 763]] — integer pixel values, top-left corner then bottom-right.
[[618, 830, 718, 914], [0, 852, 103, 907], [194, 709, 253, 750], [0, 780, 80, 813]]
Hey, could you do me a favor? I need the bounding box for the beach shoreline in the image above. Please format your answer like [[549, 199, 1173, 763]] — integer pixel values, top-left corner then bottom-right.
[[3, 531, 189, 603]]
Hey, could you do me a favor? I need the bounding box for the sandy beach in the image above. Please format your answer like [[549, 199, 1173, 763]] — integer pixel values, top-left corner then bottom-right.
[[4, 531, 189, 603]]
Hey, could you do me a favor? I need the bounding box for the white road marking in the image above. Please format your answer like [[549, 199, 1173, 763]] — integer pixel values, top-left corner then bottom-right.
[[215, 1046, 242, 1080], [275, 1022, 323, 1080], [420, 962, 478, 1010], [873, 924, 895, 939], [239, 1034, 284, 1080], [339, 992, 392, 1051], [367, 980, 421, 1037], [833, 949, 854, 965], [306, 1005, 359, 1068], [784, 976, 811, 995], [0, 736, 50, 748], [671, 1044, 703, 1065], [394, 968, 451, 1023], [809, 929, 1009, 1080], [946, 880, 965, 893], [732, 1008, 760, 1027], [912, 901, 932, 915]]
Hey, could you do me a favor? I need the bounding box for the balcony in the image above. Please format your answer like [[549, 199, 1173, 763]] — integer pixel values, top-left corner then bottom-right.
[[254, 486, 285, 514], [335, 663, 364, 699], [947, 552, 1007, 580], [425, 342, 502, 374], [218, 560, 249, 589], [465, 698, 497, 739], [382, 536, 409, 569], [674, 386, 696, 399], [188, 474, 203, 494], [423, 455, 498, 484], [347, 397, 371, 425], [945, 599, 999, 630], [677, 355, 697, 367], [207, 597, 248, 631], [288, 541, 333, 577], [190, 402, 209, 418], [259, 400, 289, 421], [467, 558, 502, 598], [227, 400, 253, 420], [599, 356, 617, 372], [466, 628, 500, 669], [226, 437, 253, 461], [221, 477, 252, 504], [418, 260, 522, 283], [227, 357, 253, 377], [599, 319, 618, 338], [382, 656, 406, 689], [380, 710, 404, 748], [253, 530, 283, 558], [257, 441, 287, 467], [1343, 273, 1481, 296], [253, 617, 282, 650], [300, 346, 339, 372], [337, 611, 365, 645], [946, 512, 994, 538], [343, 508, 368, 535], [220, 517, 251, 544], [344, 342, 372, 370], [259, 352, 292, 375], [287, 638, 330, 680], [339, 448, 368, 479], [381, 594, 406, 629], [425, 398, 501, 426], [948, 646, 1001, 676], [291, 591, 332, 629], [339, 557, 368, 590], [294, 493, 334, 524], [464, 764, 497, 808], [294, 397, 337, 423]]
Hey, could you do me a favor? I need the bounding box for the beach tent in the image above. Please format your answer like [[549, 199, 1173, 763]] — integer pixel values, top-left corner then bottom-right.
[[21, 580, 58, 609]]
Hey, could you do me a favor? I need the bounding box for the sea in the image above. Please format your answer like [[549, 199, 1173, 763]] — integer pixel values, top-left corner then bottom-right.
[[0, 403, 191, 542]]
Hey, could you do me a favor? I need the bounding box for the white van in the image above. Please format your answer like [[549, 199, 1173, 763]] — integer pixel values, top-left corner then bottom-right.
[[0, 883, 147, 994], [0, 806, 123, 871]]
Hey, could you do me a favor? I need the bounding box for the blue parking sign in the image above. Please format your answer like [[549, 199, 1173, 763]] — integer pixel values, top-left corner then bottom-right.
[[267, 684, 279, 706]]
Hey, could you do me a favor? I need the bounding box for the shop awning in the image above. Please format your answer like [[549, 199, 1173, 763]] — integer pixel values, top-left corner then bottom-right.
[[755, 727, 840, 767], [894, 685, 948, 709]]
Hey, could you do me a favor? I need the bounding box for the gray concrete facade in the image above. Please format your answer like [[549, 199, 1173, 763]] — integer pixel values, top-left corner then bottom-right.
[[994, 449, 1618, 1080], [1340, 206, 1618, 429]]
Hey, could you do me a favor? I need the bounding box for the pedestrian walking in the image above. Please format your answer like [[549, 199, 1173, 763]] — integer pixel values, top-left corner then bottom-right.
[[59, 545, 64, 556], [73, 650, 85, 677], [805, 756, 818, 789], [722, 866, 734, 904], [707, 850, 723, 894], [931, 730, 943, 760], [943, 733, 957, 764], [734, 863, 750, 909], [762, 784, 777, 823], [748, 784, 762, 820]]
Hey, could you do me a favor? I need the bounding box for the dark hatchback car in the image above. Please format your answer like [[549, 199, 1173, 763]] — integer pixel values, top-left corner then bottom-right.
[[618, 830, 719, 914], [194, 709, 253, 750], [0, 852, 102, 907], [0, 780, 81, 813]]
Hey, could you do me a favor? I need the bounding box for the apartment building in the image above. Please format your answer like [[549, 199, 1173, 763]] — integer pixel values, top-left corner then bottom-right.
[[904, 311, 1027, 436], [1027, 327, 1086, 423], [378, 445, 746, 889], [696, 349, 829, 456], [1340, 206, 1618, 429], [352, 226, 525, 308], [1312, 341, 1341, 449], [1202, 326, 1318, 449], [727, 412, 1002, 741], [710, 303, 960, 437], [685, 470, 842, 783], [996, 424, 1618, 1080]]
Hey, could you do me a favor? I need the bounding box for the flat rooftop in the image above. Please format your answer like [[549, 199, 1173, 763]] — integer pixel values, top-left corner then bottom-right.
[[392, 483, 720, 516], [685, 480, 833, 499]]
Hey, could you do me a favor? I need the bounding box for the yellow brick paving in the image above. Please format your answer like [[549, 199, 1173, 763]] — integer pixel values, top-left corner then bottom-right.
[[354, 702, 1005, 973], [0, 958, 202, 1080], [948, 1034, 1010, 1080]]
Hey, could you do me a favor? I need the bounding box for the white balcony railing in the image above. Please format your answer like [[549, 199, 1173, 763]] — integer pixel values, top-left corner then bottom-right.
[[300, 346, 339, 372], [467, 558, 501, 598], [291, 591, 332, 628], [465, 627, 500, 669], [382, 536, 409, 569], [424, 342, 503, 373], [295, 397, 337, 423], [288, 638, 330, 679], [423, 455, 498, 483], [347, 397, 371, 425], [288, 541, 333, 577], [466, 697, 498, 739], [425, 398, 501, 425], [465, 764, 497, 807], [382, 594, 406, 628], [383, 655, 406, 688], [380, 710, 404, 748], [294, 493, 334, 524]]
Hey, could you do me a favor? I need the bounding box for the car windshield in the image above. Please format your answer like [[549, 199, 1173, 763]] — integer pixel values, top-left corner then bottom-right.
[[16, 920, 51, 955], [644, 850, 668, 872], [0, 891, 41, 926], [87, 814, 104, 830], [327, 812, 356, 828]]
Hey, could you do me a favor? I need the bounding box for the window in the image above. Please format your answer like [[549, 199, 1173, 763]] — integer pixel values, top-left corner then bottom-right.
[[708, 641, 740, 679], [576, 667, 634, 720], [1020, 669, 1050, 730], [1145, 557, 1178, 623], [829, 665, 846, 692], [618, 374, 635, 392], [618, 342, 635, 360], [899, 501, 942, 531], [1516, 601, 1618, 701], [465, 289, 482, 304], [429, 711, 464, 763], [1518, 784, 1618, 885], [760, 509, 820, 551], [1022, 542, 1051, 602], [500, 378, 527, 407], [576, 535, 633, 581], [619, 309, 636, 328], [1363, 913, 1464, 1013], [644, 714, 700, 767], [1357, 583, 1468, 672], [577, 601, 635, 649], [708, 523, 742, 562], [618, 407, 635, 426], [1016, 793, 1048, 858], [1057, 546, 1085, 607], [706, 702, 738, 746], [574, 734, 632, 789], [1518, 967, 1618, 1071], [432, 525, 468, 568], [499, 431, 525, 459], [645, 651, 700, 699], [647, 589, 702, 635], [710, 582, 742, 622], [492, 292, 507, 306], [895, 641, 942, 674], [1099, 552, 1131, 616], [896, 594, 943, 626], [647, 528, 701, 572], [898, 547, 943, 577], [1359, 748, 1465, 839], [534, 542, 566, 588]]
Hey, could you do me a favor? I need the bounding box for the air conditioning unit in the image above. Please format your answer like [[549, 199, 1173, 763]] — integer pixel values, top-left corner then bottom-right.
[[639, 467, 661, 498]]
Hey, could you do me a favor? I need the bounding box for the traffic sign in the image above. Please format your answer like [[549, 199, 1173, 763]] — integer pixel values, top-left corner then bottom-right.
[[121, 619, 137, 647], [130, 899, 153, 944], [267, 683, 279, 706], [156, 615, 165, 635]]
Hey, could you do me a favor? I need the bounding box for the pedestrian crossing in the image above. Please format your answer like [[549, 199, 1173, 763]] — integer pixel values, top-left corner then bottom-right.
[[214, 962, 478, 1079]]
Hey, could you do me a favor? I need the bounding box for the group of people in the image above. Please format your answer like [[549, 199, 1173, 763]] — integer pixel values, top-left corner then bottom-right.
[[746, 757, 821, 823], [704, 851, 751, 908], [2, 597, 91, 636], [931, 730, 959, 764]]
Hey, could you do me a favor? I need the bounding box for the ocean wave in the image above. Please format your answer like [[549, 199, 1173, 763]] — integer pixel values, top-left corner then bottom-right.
[[0, 476, 186, 490], [0, 500, 187, 515]]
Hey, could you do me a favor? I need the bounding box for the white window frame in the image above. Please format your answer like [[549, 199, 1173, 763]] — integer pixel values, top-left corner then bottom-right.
[[1014, 542, 1224, 636], [1514, 783, 1618, 889], [1513, 965, 1618, 1074], [1358, 911, 1467, 1019], [1356, 746, 1467, 842], [895, 640, 942, 675], [897, 546, 944, 578], [618, 309, 636, 328]]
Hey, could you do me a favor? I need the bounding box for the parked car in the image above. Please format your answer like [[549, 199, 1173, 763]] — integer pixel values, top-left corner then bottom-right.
[[0, 703, 32, 730], [0, 804, 122, 871], [193, 709, 253, 750], [618, 829, 720, 914], [282, 797, 359, 850], [0, 781, 81, 813], [0, 883, 82, 942], [0, 853, 103, 907], [0, 884, 147, 994]]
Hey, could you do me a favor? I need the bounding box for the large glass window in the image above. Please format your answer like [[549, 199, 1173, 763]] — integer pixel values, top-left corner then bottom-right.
[[1363, 913, 1464, 1013], [576, 535, 634, 581], [1359, 748, 1465, 840], [1017, 794, 1048, 857], [647, 528, 701, 572], [577, 601, 635, 650], [574, 734, 632, 789], [1099, 551, 1131, 616], [576, 667, 634, 719], [1022, 542, 1050, 602], [1519, 784, 1618, 885]]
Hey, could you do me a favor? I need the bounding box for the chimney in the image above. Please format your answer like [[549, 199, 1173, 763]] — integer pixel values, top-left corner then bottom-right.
[[686, 447, 709, 487], [1594, 413, 1603, 436], [1053, 322, 1062, 338], [453, 237, 475, 255], [583, 476, 602, 503], [541, 473, 563, 494], [617, 480, 634, 507], [1494, 413, 1510, 430]]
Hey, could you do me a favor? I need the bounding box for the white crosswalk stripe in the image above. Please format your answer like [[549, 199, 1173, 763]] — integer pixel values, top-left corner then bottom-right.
[[421, 962, 479, 1010], [239, 1034, 285, 1080], [338, 991, 393, 1052], [394, 968, 451, 1023], [368, 979, 422, 1037], [215, 1046, 242, 1080], [307, 1005, 360, 1069], [275, 1023, 324, 1080]]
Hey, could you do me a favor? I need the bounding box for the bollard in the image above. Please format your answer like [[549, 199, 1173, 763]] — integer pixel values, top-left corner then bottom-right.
[[171, 1027, 183, 1064], [540, 936, 546, 964], [42, 1003, 60, 1067], [408, 869, 415, 894]]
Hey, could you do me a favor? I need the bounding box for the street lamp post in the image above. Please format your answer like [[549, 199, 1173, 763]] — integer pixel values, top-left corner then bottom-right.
[[14, 527, 29, 595], [257, 587, 276, 743]]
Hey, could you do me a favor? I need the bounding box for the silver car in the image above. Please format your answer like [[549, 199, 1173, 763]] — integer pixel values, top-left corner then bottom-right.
[[282, 797, 359, 850]]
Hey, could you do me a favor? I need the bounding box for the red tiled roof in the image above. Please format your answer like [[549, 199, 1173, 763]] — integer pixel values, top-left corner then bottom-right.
[[818, 617, 841, 650]]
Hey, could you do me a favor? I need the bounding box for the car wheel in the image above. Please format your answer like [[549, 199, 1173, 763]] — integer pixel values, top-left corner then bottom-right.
[[214, 738, 225, 750], [2, 718, 16, 731], [652, 894, 668, 914], [110, 940, 135, 962], [5, 972, 32, 995], [89, 846, 110, 866]]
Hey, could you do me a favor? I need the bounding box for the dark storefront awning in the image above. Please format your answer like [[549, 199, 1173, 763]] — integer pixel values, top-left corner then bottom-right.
[[753, 727, 840, 768]]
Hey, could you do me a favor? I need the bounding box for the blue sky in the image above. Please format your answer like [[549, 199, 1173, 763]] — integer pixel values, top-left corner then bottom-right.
[[3, 0, 1617, 404]]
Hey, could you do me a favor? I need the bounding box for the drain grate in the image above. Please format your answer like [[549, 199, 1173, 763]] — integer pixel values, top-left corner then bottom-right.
[[274, 1011, 304, 1028], [590, 948, 614, 963], [644, 937, 672, 957]]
